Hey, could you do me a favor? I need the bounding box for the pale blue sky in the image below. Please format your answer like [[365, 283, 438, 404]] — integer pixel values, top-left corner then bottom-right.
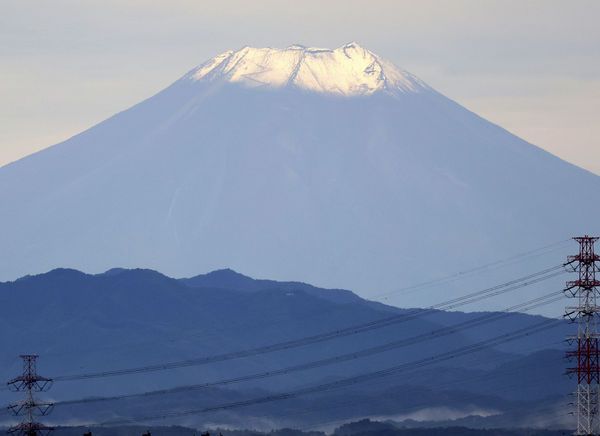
[[1, 0, 599, 173]]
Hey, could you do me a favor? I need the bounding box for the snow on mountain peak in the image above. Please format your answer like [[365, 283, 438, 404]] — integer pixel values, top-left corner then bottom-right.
[[185, 42, 429, 96]]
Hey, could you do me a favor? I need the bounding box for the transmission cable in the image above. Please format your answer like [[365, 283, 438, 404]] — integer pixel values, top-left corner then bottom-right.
[[97, 317, 563, 425], [55, 288, 564, 408], [375, 238, 570, 299]]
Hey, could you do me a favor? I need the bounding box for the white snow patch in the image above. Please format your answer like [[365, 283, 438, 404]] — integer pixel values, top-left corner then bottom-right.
[[186, 42, 429, 96]]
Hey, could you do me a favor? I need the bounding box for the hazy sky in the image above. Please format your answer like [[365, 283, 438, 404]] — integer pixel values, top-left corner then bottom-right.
[[1, 0, 599, 173]]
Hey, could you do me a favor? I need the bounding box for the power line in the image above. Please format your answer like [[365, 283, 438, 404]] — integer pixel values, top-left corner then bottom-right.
[[55, 289, 564, 408], [293, 371, 570, 433], [98, 317, 563, 425], [53, 265, 564, 382], [375, 238, 570, 299], [257, 323, 570, 432], [293, 341, 570, 431]]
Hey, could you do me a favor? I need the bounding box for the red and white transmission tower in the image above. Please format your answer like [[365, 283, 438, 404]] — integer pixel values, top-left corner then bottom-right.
[[565, 236, 600, 435], [7, 355, 54, 436]]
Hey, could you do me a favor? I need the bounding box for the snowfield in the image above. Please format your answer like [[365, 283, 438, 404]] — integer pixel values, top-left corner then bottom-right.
[[187, 43, 428, 96]]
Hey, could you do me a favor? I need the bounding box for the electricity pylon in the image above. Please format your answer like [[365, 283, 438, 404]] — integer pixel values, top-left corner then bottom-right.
[[7, 355, 54, 436], [566, 236, 600, 435]]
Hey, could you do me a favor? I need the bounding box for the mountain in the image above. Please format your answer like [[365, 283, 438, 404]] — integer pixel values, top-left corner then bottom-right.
[[185, 43, 428, 96], [0, 268, 572, 429], [0, 42, 595, 310]]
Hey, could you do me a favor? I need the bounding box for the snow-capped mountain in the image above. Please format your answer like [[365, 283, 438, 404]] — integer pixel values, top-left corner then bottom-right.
[[185, 43, 428, 96], [0, 43, 597, 310]]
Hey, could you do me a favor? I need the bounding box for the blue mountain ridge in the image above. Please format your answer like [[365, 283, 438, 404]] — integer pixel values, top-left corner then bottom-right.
[[0, 267, 572, 429]]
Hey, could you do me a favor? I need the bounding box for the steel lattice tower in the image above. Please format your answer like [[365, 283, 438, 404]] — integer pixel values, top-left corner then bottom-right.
[[565, 236, 600, 435], [6, 355, 54, 436]]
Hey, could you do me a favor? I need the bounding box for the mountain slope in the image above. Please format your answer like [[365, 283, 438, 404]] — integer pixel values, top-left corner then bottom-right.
[[0, 43, 596, 311], [181, 268, 362, 304]]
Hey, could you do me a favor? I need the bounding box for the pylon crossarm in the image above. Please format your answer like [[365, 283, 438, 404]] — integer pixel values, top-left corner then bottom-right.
[[36, 403, 54, 416], [7, 377, 26, 392], [567, 280, 600, 289], [33, 379, 53, 392], [565, 286, 580, 298], [7, 402, 25, 416], [8, 375, 53, 392]]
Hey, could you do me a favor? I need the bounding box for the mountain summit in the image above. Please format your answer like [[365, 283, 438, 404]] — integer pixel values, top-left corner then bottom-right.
[[184, 42, 428, 96]]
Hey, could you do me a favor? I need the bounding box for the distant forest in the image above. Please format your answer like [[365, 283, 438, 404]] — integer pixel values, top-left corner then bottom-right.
[[51, 420, 572, 436]]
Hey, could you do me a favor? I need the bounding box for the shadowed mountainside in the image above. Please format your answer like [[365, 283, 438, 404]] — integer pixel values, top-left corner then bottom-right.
[[0, 267, 572, 429]]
